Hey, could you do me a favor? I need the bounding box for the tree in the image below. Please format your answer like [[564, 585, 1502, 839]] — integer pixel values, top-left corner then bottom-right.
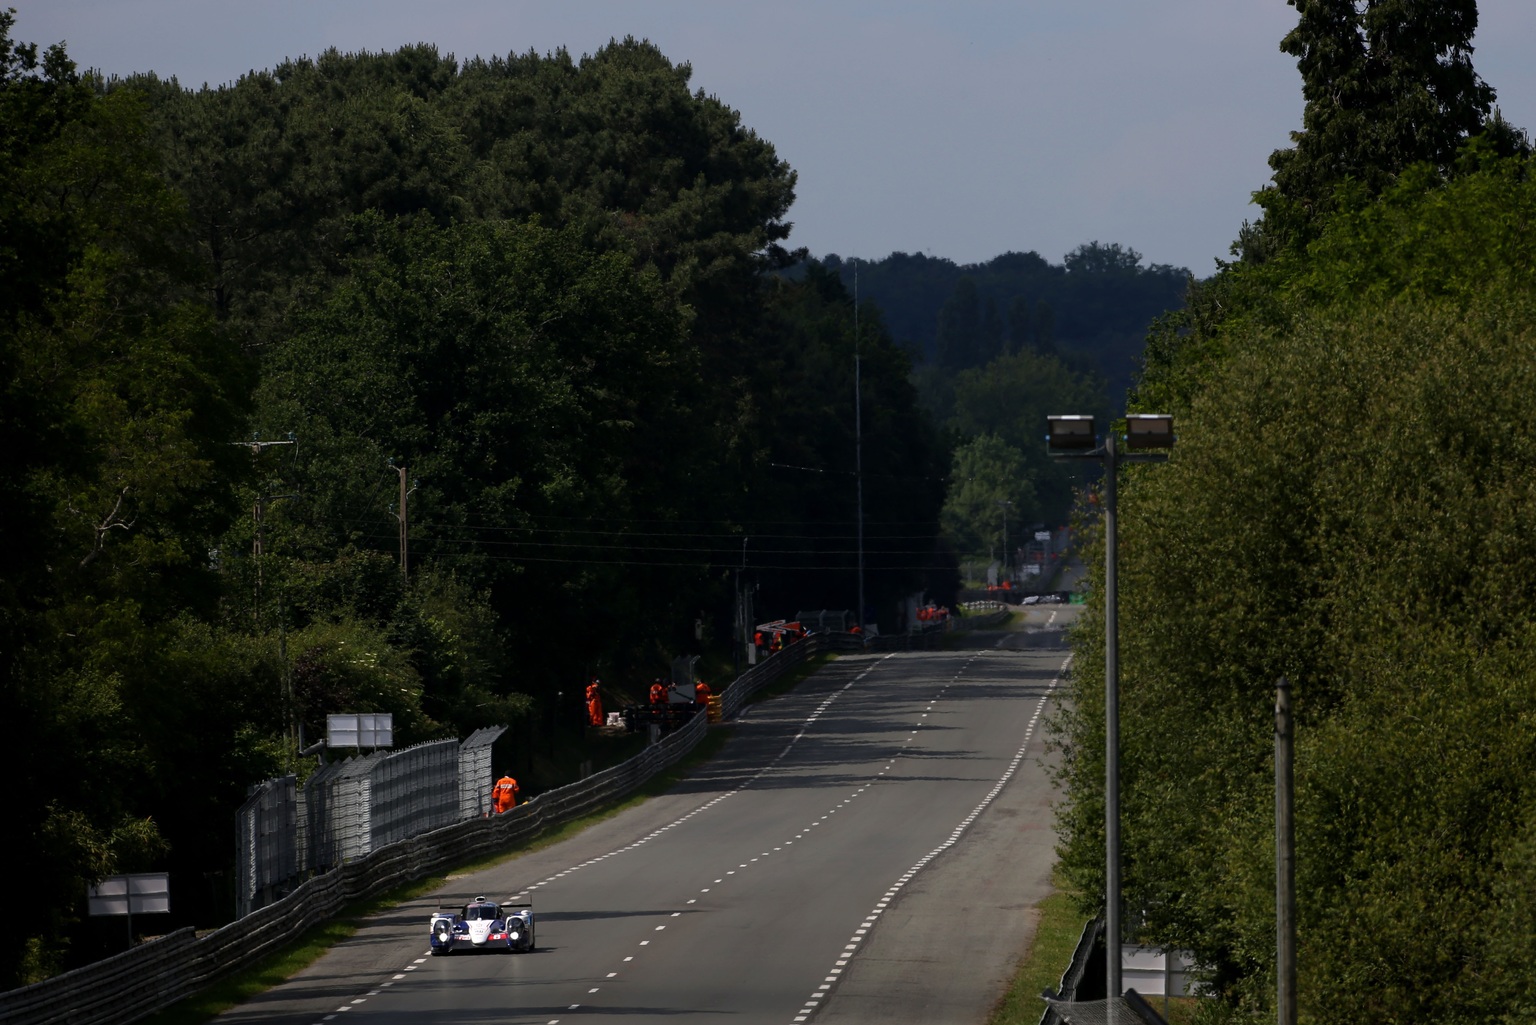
[[935, 275, 983, 370], [948, 349, 1103, 525], [940, 435, 1036, 556], [746, 262, 952, 621], [1, 14, 257, 983], [1056, 156, 1536, 1020], [980, 295, 1004, 358], [1253, 0, 1525, 254]]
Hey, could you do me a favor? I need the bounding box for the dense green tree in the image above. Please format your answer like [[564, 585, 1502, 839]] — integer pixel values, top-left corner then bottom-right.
[[1055, 156, 1536, 1022], [1, 14, 260, 983], [939, 435, 1036, 556], [251, 215, 694, 690], [129, 37, 798, 361], [746, 262, 953, 619], [935, 275, 983, 370], [822, 246, 1187, 413], [946, 349, 1103, 527], [1251, 0, 1525, 255]]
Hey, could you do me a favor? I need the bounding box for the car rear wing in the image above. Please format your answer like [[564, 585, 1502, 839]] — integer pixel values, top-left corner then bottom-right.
[[500, 894, 533, 911]]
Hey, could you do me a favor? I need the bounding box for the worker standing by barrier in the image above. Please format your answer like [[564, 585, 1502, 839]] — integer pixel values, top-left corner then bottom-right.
[[694, 679, 711, 716], [586, 678, 604, 727], [649, 679, 668, 707], [492, 774, 520, 813]]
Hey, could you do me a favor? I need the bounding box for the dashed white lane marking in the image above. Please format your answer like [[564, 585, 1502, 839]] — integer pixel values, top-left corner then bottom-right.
[[786, 650, 1072, 1023]]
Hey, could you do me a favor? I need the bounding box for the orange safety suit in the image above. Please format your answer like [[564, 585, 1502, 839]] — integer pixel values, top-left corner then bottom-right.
[[586, 681, 604, 727], [649, 681, 668, 706], [694, 680, 712, 708], [492, 775, 519, 813]]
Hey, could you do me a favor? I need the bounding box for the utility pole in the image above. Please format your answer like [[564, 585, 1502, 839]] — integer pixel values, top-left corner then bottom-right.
[[1102, 433, 1121, 998], [735, 536, 750, 675], [396, 463, 409, 583], [999, 498, 1012, 581], [1276, 676, 1297, 1025], [854, 259, 865, 638], [236, 433, 297, 629], [391, 461, 416, 584]]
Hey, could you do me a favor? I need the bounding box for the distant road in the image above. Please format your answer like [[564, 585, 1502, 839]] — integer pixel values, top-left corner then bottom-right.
[[221, 608, 1077, 1025]]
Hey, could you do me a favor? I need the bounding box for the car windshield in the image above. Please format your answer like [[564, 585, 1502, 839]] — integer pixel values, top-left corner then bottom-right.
[[465, 904, 497, 920]]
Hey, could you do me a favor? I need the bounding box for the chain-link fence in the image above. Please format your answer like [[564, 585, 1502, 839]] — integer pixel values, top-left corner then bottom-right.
[[459, 726, 506, 820], [237, 728, 507, 917], [370, 739, 459, 849], [234, 775, 297, 919]]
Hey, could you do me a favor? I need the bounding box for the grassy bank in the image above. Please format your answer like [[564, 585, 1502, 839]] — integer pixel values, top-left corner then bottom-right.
[[989, 874, 1086, 1025]]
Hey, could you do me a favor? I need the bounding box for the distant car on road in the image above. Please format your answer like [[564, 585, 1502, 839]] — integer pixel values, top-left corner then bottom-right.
[[429, 895, 535, 955]]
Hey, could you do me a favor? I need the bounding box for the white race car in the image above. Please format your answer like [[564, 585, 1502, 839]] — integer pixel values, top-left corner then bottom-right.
[[429, 895, 535, 955]]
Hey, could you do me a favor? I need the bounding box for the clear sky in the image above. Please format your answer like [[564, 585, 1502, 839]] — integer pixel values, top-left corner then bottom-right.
[[14, 2, 1536, 277]]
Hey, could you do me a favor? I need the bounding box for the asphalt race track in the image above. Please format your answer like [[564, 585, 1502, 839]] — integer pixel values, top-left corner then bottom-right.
[[220, 607, 1077, 1025]]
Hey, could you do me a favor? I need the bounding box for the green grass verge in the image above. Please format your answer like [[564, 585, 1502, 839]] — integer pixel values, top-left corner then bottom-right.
[[144, 723, 739, 1025], [988, 871, 1089, 1025], [141, 875, 449, 1025]]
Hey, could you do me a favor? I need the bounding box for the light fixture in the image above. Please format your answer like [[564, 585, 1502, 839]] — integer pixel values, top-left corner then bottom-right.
[[1047, 415, 1098, 452], [1124, 413, 1175, 450]]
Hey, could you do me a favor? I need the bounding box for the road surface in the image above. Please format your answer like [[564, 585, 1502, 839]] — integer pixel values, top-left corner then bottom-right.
[[220, 607, 1077, 1025]]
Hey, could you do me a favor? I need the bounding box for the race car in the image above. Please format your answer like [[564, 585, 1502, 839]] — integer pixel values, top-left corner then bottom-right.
[[429, 895, 535, 955]]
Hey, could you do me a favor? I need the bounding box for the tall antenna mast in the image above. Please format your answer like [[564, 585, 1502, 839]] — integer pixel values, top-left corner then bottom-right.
[[855, 260, 865, 637]]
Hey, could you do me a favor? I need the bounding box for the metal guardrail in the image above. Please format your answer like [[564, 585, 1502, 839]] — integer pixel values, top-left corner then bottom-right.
[[0, 628, 1014, 1025], [1041, 916, 1105, 1025]]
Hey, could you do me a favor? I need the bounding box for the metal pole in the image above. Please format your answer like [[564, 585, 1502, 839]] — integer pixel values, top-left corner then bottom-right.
[[854, 261, 865, 637], [253, 497, 264, 628], [396, 464, 409, 583], [1000, 499, 1010, 581], [1104, 434, 1121, 1000], [1276, 676, 1297, 1025]]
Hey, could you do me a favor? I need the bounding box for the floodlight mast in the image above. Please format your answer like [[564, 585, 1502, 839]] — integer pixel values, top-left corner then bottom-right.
[[1046, 413, 1173, 1001], [854, 260, 865, 640]]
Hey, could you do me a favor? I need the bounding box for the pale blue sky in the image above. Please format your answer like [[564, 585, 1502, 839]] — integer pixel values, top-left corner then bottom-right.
[[15, 2, 1536, 276]]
